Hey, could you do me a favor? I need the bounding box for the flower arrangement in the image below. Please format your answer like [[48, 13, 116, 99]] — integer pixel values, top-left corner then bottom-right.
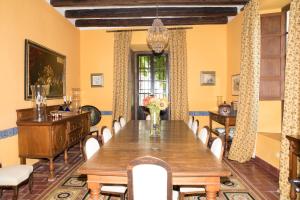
[[143, 96, 168, 111]]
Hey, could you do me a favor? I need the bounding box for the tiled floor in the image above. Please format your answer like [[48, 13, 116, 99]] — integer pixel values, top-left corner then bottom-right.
[[1, 146, 280, 200], [225, 158, 280, 200]]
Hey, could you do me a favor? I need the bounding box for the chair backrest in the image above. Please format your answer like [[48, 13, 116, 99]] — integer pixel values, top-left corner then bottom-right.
[[113, 120, 122, 134], [102, 127, 113, 144], [198, 126, 210, 146], [83, 136, 100, 160], [119, 116, 126, 127], [210, 137, 224, 160], [191, 119, 199, 135], [188, 116, 194, 128], [146, 114, 151, 120], [127, 156, 172, 200], [81, 105, 101, 126]]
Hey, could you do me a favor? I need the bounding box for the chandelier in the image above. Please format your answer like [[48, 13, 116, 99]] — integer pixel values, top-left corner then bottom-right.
[[147, 6, 169, 53]]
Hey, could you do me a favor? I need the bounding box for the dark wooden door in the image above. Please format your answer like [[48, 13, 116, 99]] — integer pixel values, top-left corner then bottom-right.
[[134, 53, 169, 120]]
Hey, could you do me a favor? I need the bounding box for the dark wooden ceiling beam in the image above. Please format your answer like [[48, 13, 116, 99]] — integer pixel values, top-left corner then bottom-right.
[[51, 0, 249, 7], [65, 7, 237, 18], [75, 16, 228, 27]]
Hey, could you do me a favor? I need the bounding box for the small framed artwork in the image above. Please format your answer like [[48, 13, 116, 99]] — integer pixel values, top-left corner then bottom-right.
[[232, 74, 240, 96], [91, 73, 104, 87], [200, 71, 216, 86]]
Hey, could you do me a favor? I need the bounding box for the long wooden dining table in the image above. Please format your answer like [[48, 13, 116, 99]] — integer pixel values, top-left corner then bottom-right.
[[78, 120, 231, 200]]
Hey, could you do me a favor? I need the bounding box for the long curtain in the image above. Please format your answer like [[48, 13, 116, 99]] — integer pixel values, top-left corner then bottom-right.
[[228, 0, 260, 162], [168, 30, 189, 122], [112, 32, 132, 121], [279, 1, 300, 199]]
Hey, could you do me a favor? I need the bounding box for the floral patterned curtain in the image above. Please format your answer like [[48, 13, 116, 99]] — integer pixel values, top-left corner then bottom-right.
[[168, 30, 189, 122], [112, 32, 132, 121], [228, 0, 260, 162], [279, 1, 300, 199]]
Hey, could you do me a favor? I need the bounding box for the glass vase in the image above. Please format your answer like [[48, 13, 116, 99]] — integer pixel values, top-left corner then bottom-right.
[[30, 85, 49, 122], [150, 109, 161, 137]]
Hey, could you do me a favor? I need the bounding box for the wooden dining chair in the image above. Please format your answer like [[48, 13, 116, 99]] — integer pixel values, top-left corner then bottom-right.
[[188, 116, 194, 129], [127, 156, 178, 200], [191, 119, 199, 135], [83, 136, 127, 199], [198, 126, 210, 146], [119, 116, 126, 128], [179, 137, 224, 200], [146, 114, 151, 120], [113, 120, 122, 134], [0, 162, 33, 200], [101, 127, 113, 145]]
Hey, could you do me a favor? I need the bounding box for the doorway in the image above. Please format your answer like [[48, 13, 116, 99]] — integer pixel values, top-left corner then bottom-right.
[[133, 52, 169, 120]]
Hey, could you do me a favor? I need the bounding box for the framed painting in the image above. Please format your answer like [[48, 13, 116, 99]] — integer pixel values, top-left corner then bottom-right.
[[200, 71, 216, 86], [91, 73, 104, 87], [25, 39, 66, 100], [232, 74, 240, 96]]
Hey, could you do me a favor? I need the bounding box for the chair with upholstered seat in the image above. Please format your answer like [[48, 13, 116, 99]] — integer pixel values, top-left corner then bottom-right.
[[113, 120, 122, 134], [81, 105, 102, 139], [191, 119, 199, 136], [101, 127, 113, 145], [179, 137, 224, 200], [188, 116, 194, 129], [0, 162, 33, 200], [198, 126, 210, 147], [146, 115, 151, 120], [127, 156, 178, 200], [83, 136, 127, 199], [119, 116, 126, 128]]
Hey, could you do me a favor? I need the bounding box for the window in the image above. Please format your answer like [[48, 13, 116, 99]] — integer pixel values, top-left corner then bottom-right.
[[137, 54, 168, 105]]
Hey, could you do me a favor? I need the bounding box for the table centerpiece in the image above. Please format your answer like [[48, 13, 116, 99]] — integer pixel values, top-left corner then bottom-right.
[[143, 96, 168, 136]]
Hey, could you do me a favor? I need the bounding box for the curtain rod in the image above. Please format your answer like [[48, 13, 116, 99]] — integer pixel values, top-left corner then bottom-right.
[[106, 27, 193, 33]]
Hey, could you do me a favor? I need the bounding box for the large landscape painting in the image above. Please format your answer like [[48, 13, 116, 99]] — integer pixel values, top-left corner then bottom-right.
[[25, 40, 66, 100]]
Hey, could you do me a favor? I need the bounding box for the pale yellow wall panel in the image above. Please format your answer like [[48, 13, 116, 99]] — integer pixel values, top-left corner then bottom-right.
[[0, 0, 80, 165]]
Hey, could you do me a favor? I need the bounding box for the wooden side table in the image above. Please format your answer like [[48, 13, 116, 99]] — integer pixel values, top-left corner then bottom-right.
[[209, 111, 236, 153], [286, 135, 300, 200]]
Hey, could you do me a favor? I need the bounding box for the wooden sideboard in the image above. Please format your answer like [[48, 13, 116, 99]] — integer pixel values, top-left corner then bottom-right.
[[286, 135, 300, 200], [16, 105, 90, 180], [209, 111, 236, 154]]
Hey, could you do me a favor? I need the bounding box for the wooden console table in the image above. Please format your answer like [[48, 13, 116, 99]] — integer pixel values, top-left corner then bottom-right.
[[16, 106, 90, 180], [286, 135, 300, 200], [209, 111, 236, 153]]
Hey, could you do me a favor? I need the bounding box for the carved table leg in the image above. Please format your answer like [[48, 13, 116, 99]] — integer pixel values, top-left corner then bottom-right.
[[206, 184, 220, 200], [64, 149, 68, 164], [48, 158, 55, 181], [20, 157, 26, 164], [88, 182, 100, 200]]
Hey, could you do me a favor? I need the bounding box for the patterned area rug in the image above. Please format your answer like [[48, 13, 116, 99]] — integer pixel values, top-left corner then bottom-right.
[[39, 162, 261, 200], [1, 145, 261, 200]]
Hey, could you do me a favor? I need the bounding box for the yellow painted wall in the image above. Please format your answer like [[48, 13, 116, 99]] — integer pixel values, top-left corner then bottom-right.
[[0, 0, 80, 166], [80, 26, 228, 129]]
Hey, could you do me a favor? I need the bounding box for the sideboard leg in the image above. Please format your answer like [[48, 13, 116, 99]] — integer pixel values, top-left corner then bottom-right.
[[64, 149, 68, 164], [48, 158, 55, 181]]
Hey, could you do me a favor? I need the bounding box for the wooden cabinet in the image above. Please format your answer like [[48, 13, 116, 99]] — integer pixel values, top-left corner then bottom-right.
[[16, 106, 90, 180]]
